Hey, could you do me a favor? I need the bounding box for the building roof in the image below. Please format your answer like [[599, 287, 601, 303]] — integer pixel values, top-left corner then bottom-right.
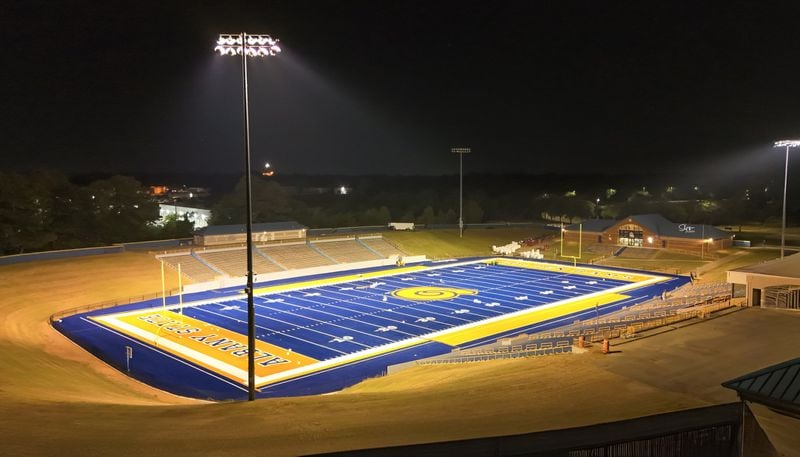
[[568, 214, 730, 240], [566, 219, 617, 233], [722, 358, 800, 419], [729, 252, 800, 279], [627, 214, 730, 239], [195, 221, 307, 236]]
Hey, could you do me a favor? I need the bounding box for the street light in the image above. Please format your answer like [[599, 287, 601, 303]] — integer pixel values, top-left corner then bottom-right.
[[215, 32, 281, 401], [451, 147, 471, 238], [773, 140, 800, 259]]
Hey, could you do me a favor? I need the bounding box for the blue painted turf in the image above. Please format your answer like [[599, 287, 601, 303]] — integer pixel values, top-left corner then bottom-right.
[[54, 258, 690, 399]]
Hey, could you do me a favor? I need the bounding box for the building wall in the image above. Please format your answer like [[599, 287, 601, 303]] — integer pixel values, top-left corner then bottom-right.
[[563, 219, 732, 254], [727, 271, 800, 306]]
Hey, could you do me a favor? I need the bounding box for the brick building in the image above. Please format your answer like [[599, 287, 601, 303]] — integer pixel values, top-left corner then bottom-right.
[[564, 214, 732, 255]]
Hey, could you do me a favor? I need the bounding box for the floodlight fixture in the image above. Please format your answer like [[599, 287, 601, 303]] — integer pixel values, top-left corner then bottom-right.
[[451, 147, 471, 238], [774, 140, 800, 148], [215, 34, 281, 57], [214, 31, 281, 402], [773, 139, 800, 258]]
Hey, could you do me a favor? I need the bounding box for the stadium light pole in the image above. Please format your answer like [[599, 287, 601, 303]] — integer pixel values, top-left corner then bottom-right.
[[451, 147, 471, 238], [215, 32, 281, 401], [773, 140, 800, 259]]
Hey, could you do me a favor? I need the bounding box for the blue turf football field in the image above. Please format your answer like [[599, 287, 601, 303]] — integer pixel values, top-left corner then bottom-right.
[[54, 258, 689, 399]]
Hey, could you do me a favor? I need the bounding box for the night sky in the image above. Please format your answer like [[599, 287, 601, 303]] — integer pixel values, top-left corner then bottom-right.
[[4, 1, 800, 177]]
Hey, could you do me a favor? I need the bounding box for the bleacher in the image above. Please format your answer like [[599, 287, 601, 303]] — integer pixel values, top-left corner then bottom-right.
[[198, 249, 283, 277], [161, 253, 218, 282], [311, 239, 382, 263], [260, 242, 335, 270], [158, 235, 404, 281], [359, 236, 406, 257], [669, 281, 731, 299]]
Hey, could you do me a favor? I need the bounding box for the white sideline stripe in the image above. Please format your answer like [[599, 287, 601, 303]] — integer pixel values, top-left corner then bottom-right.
[[252, 271, 670, 386], [93, 315, 249, 382], [80, 317, 247, 392], [92, 258, 671, 387], [253, 336, 428, 385], [403, 274, 668, 347]]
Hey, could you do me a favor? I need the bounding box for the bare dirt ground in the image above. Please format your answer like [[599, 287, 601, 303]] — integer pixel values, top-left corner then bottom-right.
[[1, 252, 799, 456]]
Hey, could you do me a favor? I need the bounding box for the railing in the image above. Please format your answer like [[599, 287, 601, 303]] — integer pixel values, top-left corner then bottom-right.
[[417, 345, 573, 365], [49, 288, 180, 323]]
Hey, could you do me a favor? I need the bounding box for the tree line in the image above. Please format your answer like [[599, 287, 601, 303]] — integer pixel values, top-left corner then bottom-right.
[[1, 170, 794, 255], [0, 171, 190, 255]]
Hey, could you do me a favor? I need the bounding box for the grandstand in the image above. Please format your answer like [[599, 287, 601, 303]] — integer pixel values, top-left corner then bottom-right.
[[198, 248, 284, 277], [160, 253, 218, 282], [359, 235, 406, 257], [157, 235, 403, 281], [259, 241, 335, 270], [312, 239, 383, 263]]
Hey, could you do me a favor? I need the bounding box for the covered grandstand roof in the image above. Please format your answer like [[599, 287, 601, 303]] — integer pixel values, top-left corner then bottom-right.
[[195, 221, 307, 236], [567, 214, 730, 240], [729, 252, 800, 279], [722, 358, 800, 419]]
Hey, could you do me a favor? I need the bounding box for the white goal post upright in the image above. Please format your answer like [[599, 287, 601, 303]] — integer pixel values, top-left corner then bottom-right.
[[560, 223, 582, 267]]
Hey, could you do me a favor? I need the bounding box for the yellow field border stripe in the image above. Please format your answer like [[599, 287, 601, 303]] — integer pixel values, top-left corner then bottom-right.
[[428, 293, 627, 346], [255, 336, 428, 388], [252, 265, 427, 296], [92, 310, 319, 384], [423, 266, 670, 346], [490, 258, 656, 282]]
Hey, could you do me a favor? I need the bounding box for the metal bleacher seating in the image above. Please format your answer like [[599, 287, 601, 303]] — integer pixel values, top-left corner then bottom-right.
[[359, 236, 406, 257], [198, 248, 283, 277], [161, 253, 218, 282], [159, 236, 404, 281], [260, 242, 335, 270], [311, 239, 382, 263]]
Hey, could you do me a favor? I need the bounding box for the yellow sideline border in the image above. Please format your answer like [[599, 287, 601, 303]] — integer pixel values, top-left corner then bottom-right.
[[252, 265, 427, 295], [491, 258, 654, 282], [427, 293, 627, 346], [88, 258, 670, 389], [91, 310, 319, 383]]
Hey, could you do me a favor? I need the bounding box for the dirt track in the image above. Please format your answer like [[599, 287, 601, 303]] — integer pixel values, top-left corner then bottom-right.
[[1, 253, 798, 456]]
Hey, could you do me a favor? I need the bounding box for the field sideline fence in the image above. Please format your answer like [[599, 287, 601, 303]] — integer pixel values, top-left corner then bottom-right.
[[417, 345, 573, 365], [49, 288, 180, 323]]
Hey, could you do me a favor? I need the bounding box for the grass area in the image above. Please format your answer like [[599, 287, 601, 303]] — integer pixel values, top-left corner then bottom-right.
[[699, 249, 782, 283], [724, 225, 800, 246], [384, 227, 553, 259], [597, 258, 707, 275]]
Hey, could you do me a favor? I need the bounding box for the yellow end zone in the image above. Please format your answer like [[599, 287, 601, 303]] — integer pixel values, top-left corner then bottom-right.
[[490, 258, 654, 282], [91, 310, 318, 384], [428, 292, 628, 346]]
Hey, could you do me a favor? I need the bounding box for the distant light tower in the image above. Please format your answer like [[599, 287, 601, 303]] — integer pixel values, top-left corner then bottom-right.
[[773, 140, 800, 259], [451, 147, 471, 237], [214, 32, 281, 401]]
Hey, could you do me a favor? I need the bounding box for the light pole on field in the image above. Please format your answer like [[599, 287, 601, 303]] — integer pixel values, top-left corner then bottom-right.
[[451, 147, 471, 238], [214, 32, 281, 401], [773, 140, 800, 259]]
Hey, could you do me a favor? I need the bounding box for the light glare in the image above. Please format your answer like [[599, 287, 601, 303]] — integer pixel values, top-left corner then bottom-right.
[[774, 139, 800, 148], [215, 33, 281, 58]]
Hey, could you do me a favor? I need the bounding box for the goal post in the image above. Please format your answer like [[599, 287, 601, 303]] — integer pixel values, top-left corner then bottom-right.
[[560, 223, 582, 266]]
